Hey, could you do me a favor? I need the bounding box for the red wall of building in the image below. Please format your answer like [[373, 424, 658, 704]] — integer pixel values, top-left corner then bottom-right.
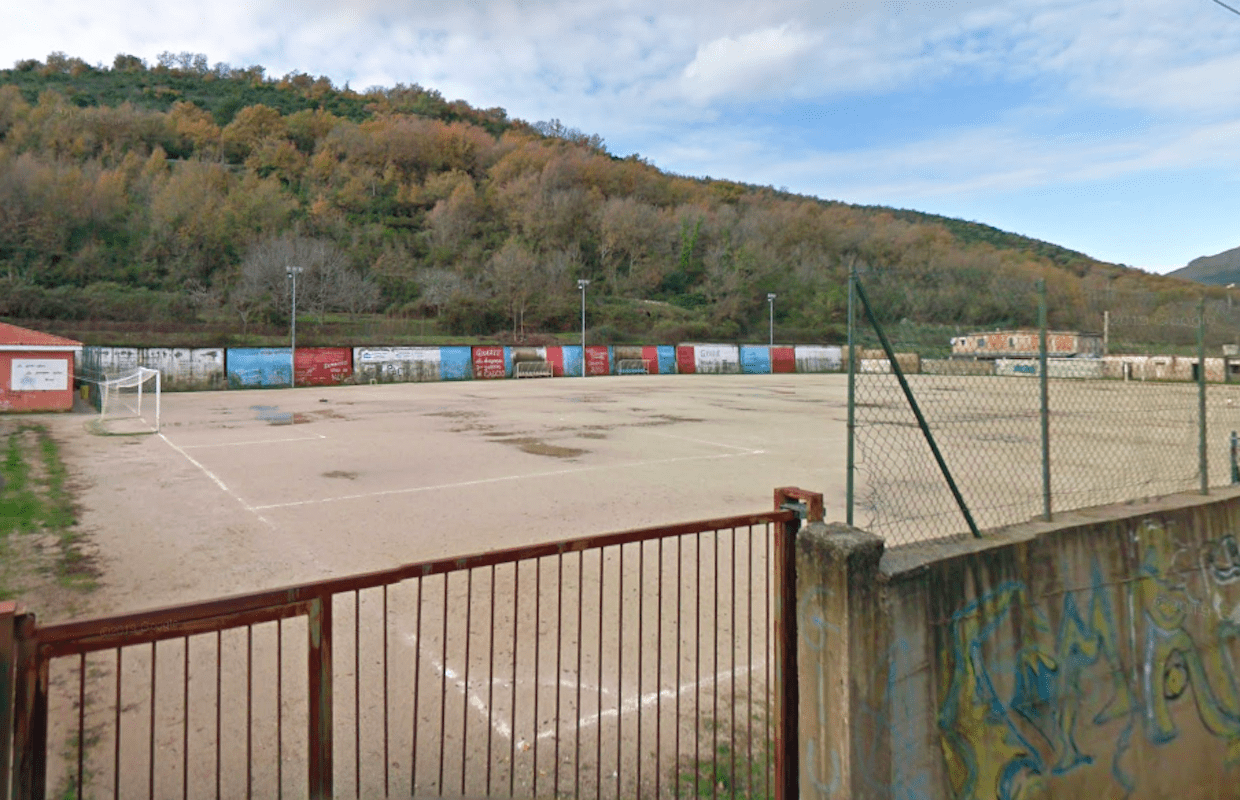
[[0, 350, 76, 412]]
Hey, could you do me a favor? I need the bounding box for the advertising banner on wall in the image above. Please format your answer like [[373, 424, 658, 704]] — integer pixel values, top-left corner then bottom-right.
[[693, 344, 740, 374], [676, 345, 696, 374], [11, 358, 69, 391], [295, 348, 353, 386], [472, 346, 510, 379], [226, 348, 292, 388], [440, 347, 474, 381], [795, 345, 842, 373], [739, 346, 772, 374], [80, 347, 226, 390], [585, 345, 611, 376], [772, 346, 796, 373], [354, 347, 442, 383]]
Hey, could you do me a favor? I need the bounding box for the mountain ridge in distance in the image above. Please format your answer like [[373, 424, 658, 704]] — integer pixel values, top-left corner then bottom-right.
[[1168, 245, 1240, 286]]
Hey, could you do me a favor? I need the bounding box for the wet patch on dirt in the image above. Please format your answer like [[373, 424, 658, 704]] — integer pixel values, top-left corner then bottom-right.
[[635, 414, 706, 426], [322, 470, 358, 480], [293, 409, 347, 424], [491, 437, 588, 459], [578, 432, 607, 440]]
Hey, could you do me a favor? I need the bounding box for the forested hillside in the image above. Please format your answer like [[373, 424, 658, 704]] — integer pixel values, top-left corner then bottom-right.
[[0, 51, 1205, 345]]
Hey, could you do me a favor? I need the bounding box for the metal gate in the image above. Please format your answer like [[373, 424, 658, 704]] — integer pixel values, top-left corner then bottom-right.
[[2, 488, 821, 800]]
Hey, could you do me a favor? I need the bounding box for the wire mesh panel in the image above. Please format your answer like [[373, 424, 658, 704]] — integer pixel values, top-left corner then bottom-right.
[[849, 267, 1240, 545]]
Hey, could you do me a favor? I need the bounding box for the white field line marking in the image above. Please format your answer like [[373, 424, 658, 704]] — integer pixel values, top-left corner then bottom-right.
[[252, 449, 765, 511], [533, 661, 766, 742], [179, 433, 326, 449], [643, 430, 761, 452], [158, 433, 273, 527], [425, 653, 518, 743]]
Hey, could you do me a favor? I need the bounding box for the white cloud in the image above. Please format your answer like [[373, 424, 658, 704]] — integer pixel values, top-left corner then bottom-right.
[[680, 24, 820, 102]]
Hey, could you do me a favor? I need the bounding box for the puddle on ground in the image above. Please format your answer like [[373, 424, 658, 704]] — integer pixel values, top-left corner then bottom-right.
[[322, 470, 358, 480]]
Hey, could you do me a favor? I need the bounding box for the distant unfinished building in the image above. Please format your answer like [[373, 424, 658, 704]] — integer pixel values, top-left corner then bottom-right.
[[950, 329, 1103, 359]]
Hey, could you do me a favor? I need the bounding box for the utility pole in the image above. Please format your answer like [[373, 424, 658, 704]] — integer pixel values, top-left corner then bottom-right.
[[287, 266, 303, 388], [578, 279, 590, 377]]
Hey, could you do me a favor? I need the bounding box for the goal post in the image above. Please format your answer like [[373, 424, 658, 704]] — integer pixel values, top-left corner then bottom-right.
[[514, 361, 553, 378], [99, 367, 161, 434], [617, 359, 651, 375]]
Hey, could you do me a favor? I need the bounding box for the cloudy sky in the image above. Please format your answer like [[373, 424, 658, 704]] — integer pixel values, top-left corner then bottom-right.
[[7, 0, 1240, 272]]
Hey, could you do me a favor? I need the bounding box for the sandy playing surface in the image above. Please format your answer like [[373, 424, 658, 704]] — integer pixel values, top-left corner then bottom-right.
[[35, 373, 847, 621]]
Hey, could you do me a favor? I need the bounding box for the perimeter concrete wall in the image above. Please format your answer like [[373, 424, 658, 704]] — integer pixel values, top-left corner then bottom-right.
[[798, 490, 1240, 799]]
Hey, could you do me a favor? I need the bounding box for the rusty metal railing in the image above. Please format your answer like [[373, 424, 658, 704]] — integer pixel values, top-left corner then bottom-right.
[[2, 489, 821, 800]]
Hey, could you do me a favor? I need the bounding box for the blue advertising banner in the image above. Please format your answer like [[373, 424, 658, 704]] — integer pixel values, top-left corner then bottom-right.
[[740, 346, 772, 374], [656, 346, 677, 375], [439, 347, 474, 381], [227, 348, 292, 388]]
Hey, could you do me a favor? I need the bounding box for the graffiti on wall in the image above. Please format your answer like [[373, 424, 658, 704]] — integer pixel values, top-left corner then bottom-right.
[[937, 519, 1240, 800]]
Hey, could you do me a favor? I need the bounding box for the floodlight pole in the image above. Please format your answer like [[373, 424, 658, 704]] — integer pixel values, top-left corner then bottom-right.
[[287, 266, 303, 388], [767, 293, 777, 374], [578, 279, 590, 377]]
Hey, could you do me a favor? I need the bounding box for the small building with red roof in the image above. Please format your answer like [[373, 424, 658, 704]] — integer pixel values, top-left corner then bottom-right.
[[0, 322, 83, 413]]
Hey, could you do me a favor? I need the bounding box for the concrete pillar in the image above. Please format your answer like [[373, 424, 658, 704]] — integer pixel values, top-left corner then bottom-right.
[[796, 522, 888, 800]]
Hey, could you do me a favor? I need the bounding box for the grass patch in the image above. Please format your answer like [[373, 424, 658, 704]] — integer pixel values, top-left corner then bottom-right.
[[675, 713, 775, 800], [0, 423, 95, 597]]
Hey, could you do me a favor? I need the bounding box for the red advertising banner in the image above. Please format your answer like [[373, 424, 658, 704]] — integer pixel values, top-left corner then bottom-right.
[[641, 346, 660, 374], [585, 345, 611, 376], [472, 346, 507, 379], [772, 346, 796, 374], [295, 348, 352, 386], [545, 347, 565, 377], [676, 345, 696, 374]]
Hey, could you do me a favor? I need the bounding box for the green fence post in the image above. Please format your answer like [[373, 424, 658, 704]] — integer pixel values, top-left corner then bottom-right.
[[1200, 297, 1209, 495], [1039, 280, 1051, 521], [846, 265, 856, 527], [853, 274, 980, 538]]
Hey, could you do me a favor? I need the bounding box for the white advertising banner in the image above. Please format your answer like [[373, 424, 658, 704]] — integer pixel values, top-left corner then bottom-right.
[[11, 359, 69, 391]]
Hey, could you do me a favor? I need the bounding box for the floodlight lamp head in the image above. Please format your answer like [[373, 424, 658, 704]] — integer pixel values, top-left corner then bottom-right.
[[768, 293, 777, 301], [578, 279, 590, 290]]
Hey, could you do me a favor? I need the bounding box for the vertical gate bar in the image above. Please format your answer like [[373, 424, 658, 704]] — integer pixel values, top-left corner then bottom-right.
[[307, 594, 334, 800], [486, 565, 496, 795], [149, 641, 157, 800], [747, 527, 754, 800], [772, 517, 799, 800], [764, 528, 771, 800], [354, 591, 360, 799], [575, 551, 584, 800], [0, 603, 14, 800], [249, 625, 256, 798], [510, 563, 520, 797], [438, 575, 448, 794], [655, 538, 664, 800], [114, 647, 122, 800], [14, 642, 48, 800], [713, 531, 720, 800], [461, 570, 473, 795], [616, 544, 624, 800], [76, 653, 85, 800], [675, 536, 682, 798], [277, 619, 283, 800], [410, 577, 423, 794], [215, 631, 221, 800], [637, 542, 645, 798], [554, 554, 563, 799], [596, 548, 604, 800], [730, 529, 738, 800], [695, 530, 702, 795], [247, 626, 254, 800], [382, 587, 389, 799], [533, 560, 543, 799], [183, 637, 189, 800]]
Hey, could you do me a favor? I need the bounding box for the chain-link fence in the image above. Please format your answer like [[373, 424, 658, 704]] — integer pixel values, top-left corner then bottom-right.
[[847, 266, 1240, 545]]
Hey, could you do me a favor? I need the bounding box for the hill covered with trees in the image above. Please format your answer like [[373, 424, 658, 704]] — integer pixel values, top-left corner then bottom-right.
[[0, 51, 1210, 347]]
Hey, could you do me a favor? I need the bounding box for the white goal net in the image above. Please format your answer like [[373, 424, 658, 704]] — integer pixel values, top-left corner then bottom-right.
[[514, 361, 553, 378], [100, 367, 161, 434]]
